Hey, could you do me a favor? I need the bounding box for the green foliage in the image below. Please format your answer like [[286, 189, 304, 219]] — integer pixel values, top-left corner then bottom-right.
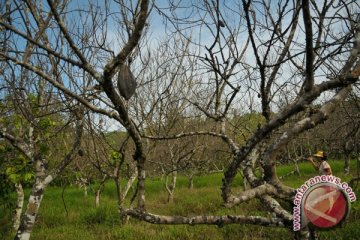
[[109, 150, 121, 165], [0, 173, 14, 206], [0, 145, 30, 205], [0, 91, 76, 190], [39, 117, 57, 131], [39, 142, 50, 155], [1, 148, 34, 185], [13, 114, 24, 131]]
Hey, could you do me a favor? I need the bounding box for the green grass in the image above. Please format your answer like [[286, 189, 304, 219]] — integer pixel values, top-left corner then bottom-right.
[[1, 159, 360, 239]]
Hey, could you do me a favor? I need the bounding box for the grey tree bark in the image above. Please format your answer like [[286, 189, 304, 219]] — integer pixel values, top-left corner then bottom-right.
[[12, 183, 24, 231]]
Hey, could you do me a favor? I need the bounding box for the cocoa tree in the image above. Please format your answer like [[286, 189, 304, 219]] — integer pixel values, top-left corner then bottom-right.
[[0, 61, 84, 240], [1, 0, 150, 231], [128, 1, 360, 239], [1, 1, 359, 240]]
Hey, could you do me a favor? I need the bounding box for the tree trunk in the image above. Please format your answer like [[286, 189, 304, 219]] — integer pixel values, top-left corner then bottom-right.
[[121, 168, 137, 202], [115, 167, 137, 223], [243, 174, 250, 190], [188, 174, 194, 189], [115, 178, 122, 206], [294, 158, 300, 176], [11, 111, 82, 240], [344, 153, 350, 175], [95, 189, 101, 208], [15, 178, 47, 240], [84, 185, 88, 196], [94, 175, 108, 208], [166, 171, 177, 203], [344, 140, 353, 174], [137, 166, 146, 210], [13, 183, 24, 231]]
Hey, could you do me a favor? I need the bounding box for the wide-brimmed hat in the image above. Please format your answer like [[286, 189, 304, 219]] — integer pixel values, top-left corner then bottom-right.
[[313, 151, 325, 158]]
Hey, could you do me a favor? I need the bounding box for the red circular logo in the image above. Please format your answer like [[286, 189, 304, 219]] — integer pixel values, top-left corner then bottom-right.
[[303, 184, 348, 228]]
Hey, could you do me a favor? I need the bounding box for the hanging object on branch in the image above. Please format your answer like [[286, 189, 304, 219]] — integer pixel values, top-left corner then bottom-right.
[[117, 64, 137, 100]]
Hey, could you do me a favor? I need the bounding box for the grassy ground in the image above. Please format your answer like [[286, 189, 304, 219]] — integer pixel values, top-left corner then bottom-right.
[[1, 160, 360, 239]]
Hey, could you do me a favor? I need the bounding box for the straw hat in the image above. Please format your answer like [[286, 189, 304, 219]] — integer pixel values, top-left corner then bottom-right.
[[313, 151, 325, 158]]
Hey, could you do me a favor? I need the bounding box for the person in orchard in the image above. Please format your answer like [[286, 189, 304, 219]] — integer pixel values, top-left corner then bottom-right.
[[307, 151, 333, 175]]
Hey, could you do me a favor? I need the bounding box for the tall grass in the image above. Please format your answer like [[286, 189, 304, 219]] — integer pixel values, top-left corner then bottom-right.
[[1, 160, 359, 239]]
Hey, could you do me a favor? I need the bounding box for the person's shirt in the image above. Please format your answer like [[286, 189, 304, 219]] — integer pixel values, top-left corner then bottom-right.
[[319, 161, 332, 175]]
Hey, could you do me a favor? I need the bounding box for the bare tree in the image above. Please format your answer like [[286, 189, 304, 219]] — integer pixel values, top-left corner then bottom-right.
[[0, 0, 359, 240], [80, 112, 138, 210], [127, 1, 360, 239]]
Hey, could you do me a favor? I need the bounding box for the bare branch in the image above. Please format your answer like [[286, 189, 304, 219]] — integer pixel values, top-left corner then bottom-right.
[[126, 209, 285, 227], [302, 0, 315, 92], [0, 129, 32, 160], [224, 184, 277, 208]]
